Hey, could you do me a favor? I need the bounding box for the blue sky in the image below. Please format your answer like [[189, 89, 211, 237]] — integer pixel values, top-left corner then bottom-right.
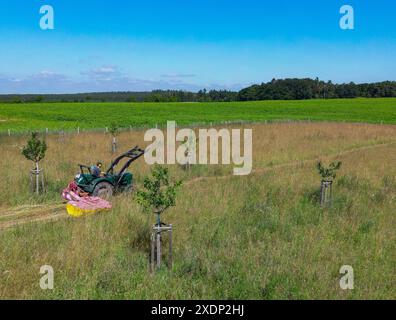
[[0, 0, 395, 93]]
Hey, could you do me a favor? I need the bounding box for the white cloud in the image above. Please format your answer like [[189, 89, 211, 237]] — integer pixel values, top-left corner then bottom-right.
[[81, 65, 121, 81], [0, 67, 244, 94], [161, 73, 197, 79]]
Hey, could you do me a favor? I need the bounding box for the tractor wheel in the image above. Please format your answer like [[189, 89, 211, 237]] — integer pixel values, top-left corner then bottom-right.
[[92, 182, 114, 200]]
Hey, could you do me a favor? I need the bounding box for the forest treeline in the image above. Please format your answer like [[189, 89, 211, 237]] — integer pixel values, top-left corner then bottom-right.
[[1, 78, 396, 103]]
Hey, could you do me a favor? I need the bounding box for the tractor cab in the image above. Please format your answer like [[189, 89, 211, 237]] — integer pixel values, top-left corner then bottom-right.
[[75, 146, 145, 199]]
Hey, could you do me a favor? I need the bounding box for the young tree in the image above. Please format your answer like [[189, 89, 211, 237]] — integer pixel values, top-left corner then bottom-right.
[[316, 161, 342, 181], [108, 122, 120, 153], [22, 132, 47, 194], [181, 134, 197, 172], [136, 166, 182, 226], [316, 161, 342, 207]]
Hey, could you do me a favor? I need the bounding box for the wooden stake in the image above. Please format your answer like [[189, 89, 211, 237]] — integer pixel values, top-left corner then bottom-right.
[[156, 232, 161, 269], [150, 224, 173, 272], [169, 224, 173, 268], [35, 162, 39, 195], [151, 232, 155, 273]]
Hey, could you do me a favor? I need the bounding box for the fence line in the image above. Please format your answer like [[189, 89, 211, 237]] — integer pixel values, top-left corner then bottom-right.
[[0, 119, 391, 137]]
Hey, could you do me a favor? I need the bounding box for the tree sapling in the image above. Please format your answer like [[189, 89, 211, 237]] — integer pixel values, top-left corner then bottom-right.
[[136, 165, 182, 271], [22, 132, 47, 194], [136, 165, 182, 226], [108, 122, 120, 153], [316, 161, 342, 207]]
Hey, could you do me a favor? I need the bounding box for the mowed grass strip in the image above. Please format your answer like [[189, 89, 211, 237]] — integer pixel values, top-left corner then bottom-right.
[[0, 98, 396, 132]]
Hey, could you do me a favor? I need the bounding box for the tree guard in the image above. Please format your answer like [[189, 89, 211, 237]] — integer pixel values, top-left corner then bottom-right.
[[112, 136, 117, 153], [30, 166, 45, 194], [320, 180, 333, 208], [150, 223, 173, 272]]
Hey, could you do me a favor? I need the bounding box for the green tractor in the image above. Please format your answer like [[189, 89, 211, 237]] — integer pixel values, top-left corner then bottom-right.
[[74, 146, 145, 199]]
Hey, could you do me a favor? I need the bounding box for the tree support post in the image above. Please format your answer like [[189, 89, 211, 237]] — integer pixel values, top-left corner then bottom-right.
[[320, 180, 333, 208], [30, 166, 45, 194], [112, 137, 117, 153], [150, 224, 173, 272]]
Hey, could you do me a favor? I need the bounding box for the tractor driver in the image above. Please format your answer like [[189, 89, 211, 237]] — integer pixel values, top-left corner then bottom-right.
[[90, 162, 105, 177]]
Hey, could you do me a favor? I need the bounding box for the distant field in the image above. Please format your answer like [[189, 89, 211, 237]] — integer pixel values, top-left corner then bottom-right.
[[0, 98, 395, 132]]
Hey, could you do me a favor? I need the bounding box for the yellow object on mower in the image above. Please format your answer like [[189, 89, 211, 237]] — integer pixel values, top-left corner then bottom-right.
[[66, 203, 110, 218]]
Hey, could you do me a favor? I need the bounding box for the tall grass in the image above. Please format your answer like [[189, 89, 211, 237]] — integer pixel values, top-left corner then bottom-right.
[[0, 122, 395, 299], [0, 122, 395, 207]]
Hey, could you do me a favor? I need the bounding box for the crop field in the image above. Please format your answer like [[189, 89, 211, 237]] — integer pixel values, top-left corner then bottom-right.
[[0, 121, 395, 299], [1, 98, 396, 133]]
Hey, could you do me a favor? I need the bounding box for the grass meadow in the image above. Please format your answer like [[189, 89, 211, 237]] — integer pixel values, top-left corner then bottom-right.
[[0, 98, 396, 133], [0, 122, 395, 299]]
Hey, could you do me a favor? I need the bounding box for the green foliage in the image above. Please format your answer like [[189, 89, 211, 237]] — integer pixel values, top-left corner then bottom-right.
[[108, 122, 120, 137], [0, 79, 396, 103], [21, 132, 47, 163], [316, 161, 342, 181], [136, 166, 182, 218], [238, 79, 396, 101], [126, 96, 136, 102]]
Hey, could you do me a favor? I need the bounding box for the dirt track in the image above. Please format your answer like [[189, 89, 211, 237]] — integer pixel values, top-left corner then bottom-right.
[[186, 140, 396, 185], [0, 204, 67, 230]]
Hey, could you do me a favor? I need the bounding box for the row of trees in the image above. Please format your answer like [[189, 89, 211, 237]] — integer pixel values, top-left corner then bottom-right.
[[142, 89, 238, 102], [141, 80, 396, 101], [238, 79, 396, 101], [2, 79, 396, 103], [0, 92, 152, 103]]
